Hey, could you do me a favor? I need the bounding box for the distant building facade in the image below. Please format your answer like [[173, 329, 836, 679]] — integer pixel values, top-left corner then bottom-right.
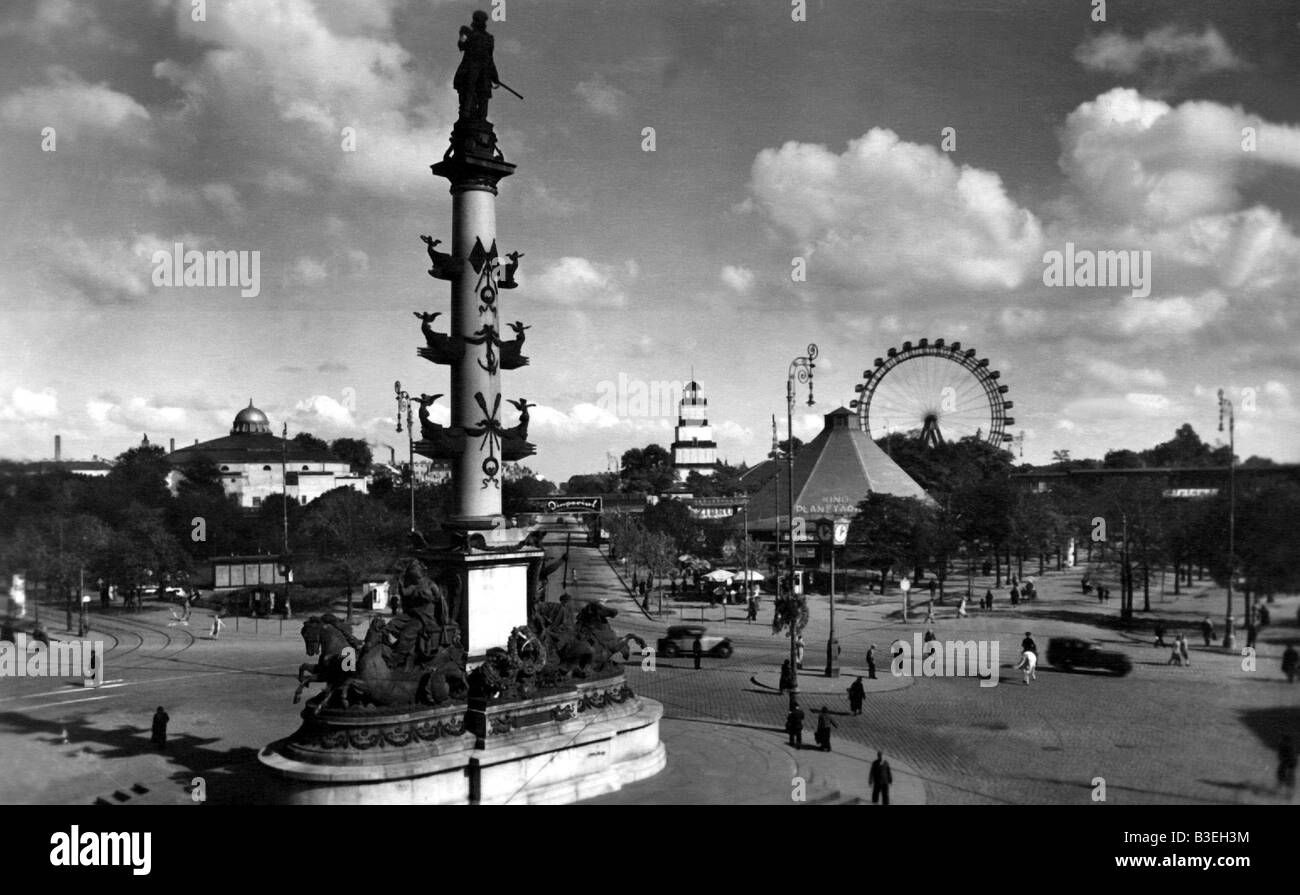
[[166, 402, 365, 508], [671, 380, 718, 481]]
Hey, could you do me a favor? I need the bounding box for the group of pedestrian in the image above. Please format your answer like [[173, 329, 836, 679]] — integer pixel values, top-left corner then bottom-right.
[[784, 698, 896, 803], [1167, 633, 1192, 667]]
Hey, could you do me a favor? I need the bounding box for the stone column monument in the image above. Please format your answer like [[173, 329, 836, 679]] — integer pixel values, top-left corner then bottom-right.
[[258, 10, 664, 805]]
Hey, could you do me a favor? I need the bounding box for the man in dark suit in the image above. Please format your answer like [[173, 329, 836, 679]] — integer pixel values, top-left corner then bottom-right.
[[870, 751, 893, 804], [693, 635, 703, 670], [785, 703, 805, 748]]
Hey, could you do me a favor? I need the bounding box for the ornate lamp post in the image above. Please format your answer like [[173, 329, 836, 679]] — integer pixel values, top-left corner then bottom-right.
[[1218, 389, 1236, 649], [394, 381, 417, 532], [785, 344, 817, 709]]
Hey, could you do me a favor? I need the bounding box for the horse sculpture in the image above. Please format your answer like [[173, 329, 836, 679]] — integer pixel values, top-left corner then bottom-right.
[[295, 614, 363, 710], [338, 616, 469, 708]]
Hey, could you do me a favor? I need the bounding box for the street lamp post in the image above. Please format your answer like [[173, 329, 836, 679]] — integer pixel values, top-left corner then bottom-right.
[[785, 344, 817, 710], [1218, 389, 1236, 649], [394, 381, 417, 532]]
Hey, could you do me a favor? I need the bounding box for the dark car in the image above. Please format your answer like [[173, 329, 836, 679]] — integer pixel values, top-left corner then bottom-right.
[[1046, 637, 1133, 676], [656, 624, 733, 659]]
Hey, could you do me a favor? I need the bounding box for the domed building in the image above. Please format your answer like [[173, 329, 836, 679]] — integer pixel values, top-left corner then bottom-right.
[[166, 401, 365, 508]]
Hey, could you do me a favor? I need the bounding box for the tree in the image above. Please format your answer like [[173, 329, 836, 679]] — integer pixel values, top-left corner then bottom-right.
[[1142, 423, 1231, 468], [292, 432, 330, 454], [1051, 449, 1071, 466], [620, 444, 675, 494], [850, 494, 936, 599], [106, 443, 172, 509], [330, 438, 373, 473], [642, 497, 699, 554], [503, 468, 553, 516], [635, 531, 676, 613], [564, 472, 620, 494], [298, 488, 404, 621], [1103, 449, 1144, 469]]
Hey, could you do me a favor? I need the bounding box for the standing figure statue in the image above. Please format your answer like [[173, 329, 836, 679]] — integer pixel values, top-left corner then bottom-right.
[[454, 11, 499, 122]]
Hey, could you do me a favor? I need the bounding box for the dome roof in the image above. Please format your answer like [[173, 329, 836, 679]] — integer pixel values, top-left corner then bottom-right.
[[231, 400, 271, 435]]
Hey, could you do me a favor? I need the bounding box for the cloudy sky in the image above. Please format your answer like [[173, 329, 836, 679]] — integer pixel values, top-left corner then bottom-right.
[[1, 0, 1298, 480]]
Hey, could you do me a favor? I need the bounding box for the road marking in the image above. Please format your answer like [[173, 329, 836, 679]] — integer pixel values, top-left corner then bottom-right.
[[23, 695, 116, 710], [0, 680, 125, 703]]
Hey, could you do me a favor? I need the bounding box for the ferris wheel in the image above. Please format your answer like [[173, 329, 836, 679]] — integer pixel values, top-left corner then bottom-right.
[[850, 338, 1014, 448]]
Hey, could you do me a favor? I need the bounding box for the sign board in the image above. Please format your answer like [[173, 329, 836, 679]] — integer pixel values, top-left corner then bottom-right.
[[899, 577, 911, 593], [530, 497, 602, 514], [1162, 488, 1219, 499]]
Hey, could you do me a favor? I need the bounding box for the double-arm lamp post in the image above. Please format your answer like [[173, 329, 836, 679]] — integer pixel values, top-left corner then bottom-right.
[[785, 344, 817, 710], [394, 381, 417, 532], [1218, 388, 1236, 649]]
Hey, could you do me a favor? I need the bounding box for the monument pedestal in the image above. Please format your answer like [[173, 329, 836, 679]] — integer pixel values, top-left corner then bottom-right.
[[259, 674, 665, 805]]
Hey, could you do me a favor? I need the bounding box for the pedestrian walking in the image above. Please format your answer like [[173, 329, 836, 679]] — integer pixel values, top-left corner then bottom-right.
[[779, 659, 794, 694], [1179, 633, 1191, 667], [1010, 584, 1020, 606], [814, 706, 837, 752], [1097, 584, 1105, 604], [1200, 616, 1215, 647], [985, 589, 994, 610], [847, 676, 865, 715], [1017, 648, 1037, 684], [151, 706, 170, 750], [1282, 644, 1298, 683], [795, 636, 805, 670], [869, 751, 892, 804], [866, 645, 877, 679], [1153, 622, 1167, 648], [1278, 735, 1297, 790], [957, 597, 968, 618], [785, 702, 805, 748], [209, 612, 225, 640], [928, 579, 937, 600], [1258, 603, 1271, 627], [692, 635, 703, 670], [747, 593, 758, 623]]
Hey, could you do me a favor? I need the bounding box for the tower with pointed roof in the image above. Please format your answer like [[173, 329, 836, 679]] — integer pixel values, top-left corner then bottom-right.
[[671, 378, 718, 482]]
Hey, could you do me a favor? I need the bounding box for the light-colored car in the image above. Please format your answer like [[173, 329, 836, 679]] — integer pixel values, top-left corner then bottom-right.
[[142, 585, 188, 602]]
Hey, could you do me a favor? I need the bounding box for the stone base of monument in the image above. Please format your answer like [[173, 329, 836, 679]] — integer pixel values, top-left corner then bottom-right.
[[258, 673, 664, 805]]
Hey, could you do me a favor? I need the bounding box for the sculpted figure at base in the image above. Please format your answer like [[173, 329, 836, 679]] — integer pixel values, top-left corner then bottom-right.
[[292, 561, 468, 712]]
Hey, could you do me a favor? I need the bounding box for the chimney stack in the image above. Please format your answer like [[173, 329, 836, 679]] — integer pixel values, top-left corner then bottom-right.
[[55, 434, 61, 463], [170, 437, 175, 453]]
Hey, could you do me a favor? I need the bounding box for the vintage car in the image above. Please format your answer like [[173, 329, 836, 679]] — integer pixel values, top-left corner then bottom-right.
[[656, 624, 733, 659], [1046, 637, 1133, 676]]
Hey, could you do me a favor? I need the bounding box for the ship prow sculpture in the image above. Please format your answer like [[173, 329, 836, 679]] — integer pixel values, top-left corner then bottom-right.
[[259, 9, 664, 805]]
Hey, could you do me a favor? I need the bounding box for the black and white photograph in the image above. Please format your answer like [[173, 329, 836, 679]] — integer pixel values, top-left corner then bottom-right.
[[0, 0, 1296, 843]]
